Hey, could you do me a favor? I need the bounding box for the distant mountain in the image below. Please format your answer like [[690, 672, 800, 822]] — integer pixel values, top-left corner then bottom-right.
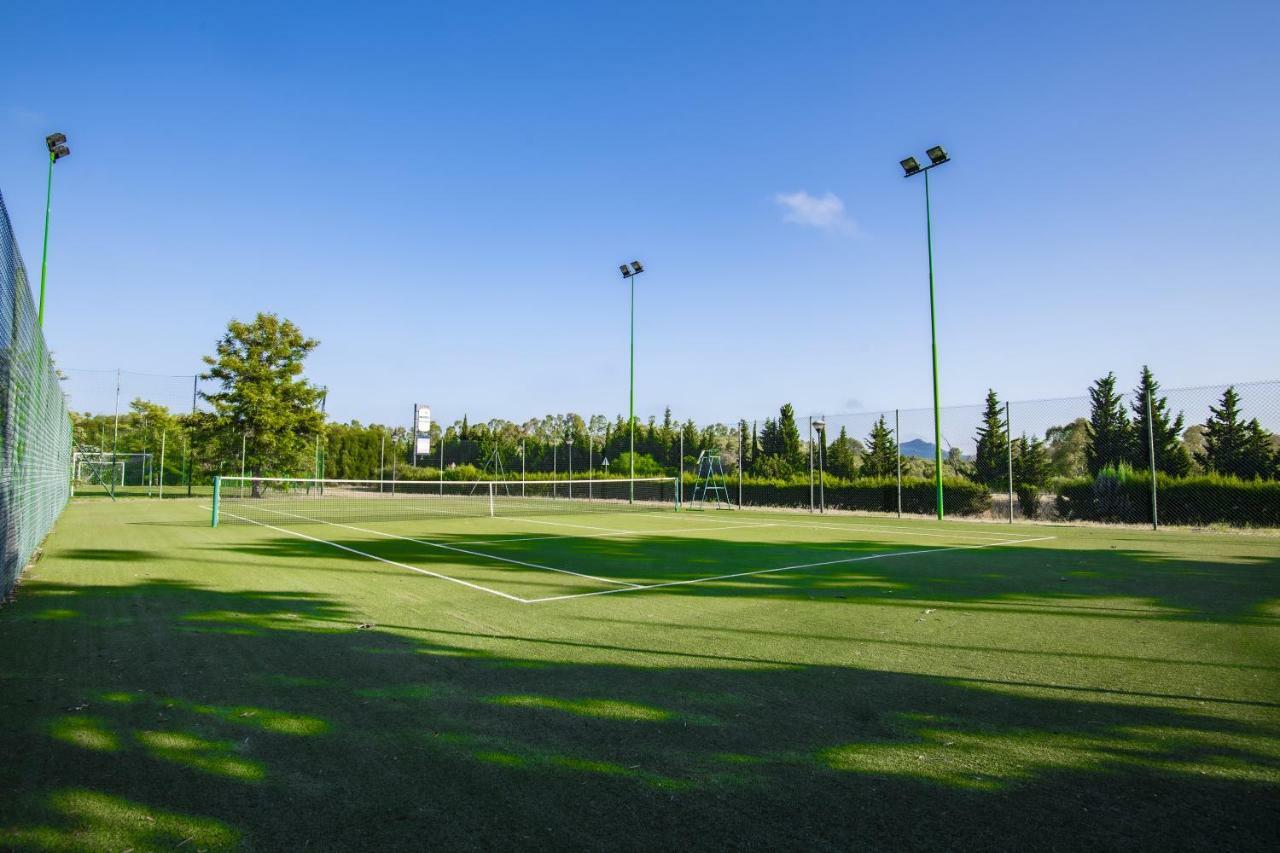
[[900, 438, 936, 459]]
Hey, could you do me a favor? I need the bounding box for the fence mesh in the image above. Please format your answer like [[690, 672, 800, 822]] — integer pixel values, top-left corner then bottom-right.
[[1, 188, 72, 600], [57, 363, 1280, 529]]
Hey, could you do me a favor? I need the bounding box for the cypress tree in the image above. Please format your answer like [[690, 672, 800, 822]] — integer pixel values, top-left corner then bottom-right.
[[1199, 387, 1274, 479], [778, 404, 803, 468], [973, 389, 1009, 487], [1085, 372, 1130, 475], [826, 425, 860, 479], [861, 415, 898, 478], [1128, 366, 1191, 476]]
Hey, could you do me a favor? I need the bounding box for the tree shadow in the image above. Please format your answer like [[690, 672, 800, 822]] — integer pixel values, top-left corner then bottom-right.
[[1, 578, 1276, 851], [209, 523, 1280, 623]]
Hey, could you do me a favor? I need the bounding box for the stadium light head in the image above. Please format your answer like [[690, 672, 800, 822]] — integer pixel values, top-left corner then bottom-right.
[[630, 261, 644, 274], [46, 132, 67, 152], [900, 156, 920, 176], [51, 145, 71, 161], [619, 264, 632, 278], [926, 145, 949, 166]]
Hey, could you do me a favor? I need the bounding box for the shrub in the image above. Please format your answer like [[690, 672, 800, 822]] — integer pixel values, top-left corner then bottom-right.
[[1015, 484, 1043, 519]]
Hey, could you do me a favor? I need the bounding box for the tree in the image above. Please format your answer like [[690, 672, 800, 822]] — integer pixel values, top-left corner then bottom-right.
[[826, 425, 861, 479], [1012, 434, 1050, 518], [201, 313, 325, 479], [1199, 386, 1275, 479], [973, 389, 1009, 487], [1045, 418, 1090, 478], [860, 415, 898, 478], [1128, 366, 1191, 476], [1085, 372, 1130, 475], [777, 404, 804, 468]]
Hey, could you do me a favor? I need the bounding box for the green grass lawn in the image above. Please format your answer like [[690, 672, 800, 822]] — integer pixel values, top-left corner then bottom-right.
[[1, 498, 1277, 851]]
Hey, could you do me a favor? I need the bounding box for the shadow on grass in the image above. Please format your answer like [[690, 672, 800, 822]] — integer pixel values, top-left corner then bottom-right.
[[208, 523, 1280, 623], [0, 578, 1277, 851]]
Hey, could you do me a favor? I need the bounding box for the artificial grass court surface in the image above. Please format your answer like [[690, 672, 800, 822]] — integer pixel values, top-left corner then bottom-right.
[[0, 500, 1276, 851]]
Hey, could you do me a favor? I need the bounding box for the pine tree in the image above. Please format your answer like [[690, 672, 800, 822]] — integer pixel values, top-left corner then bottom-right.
[[681, 419, 700, 460], [973, 389, 1009, 487], [737, 420, 749, 468], [1085, 372, 1130, 475], [1199, 387, 1274, 479], [749, 421, 759, 469], [1128, 366, 1191, 476], [459, 414, 470, 441], [759, 418, 779, 458], [1012, 434, 1050, 488], [861, 415, 898, 478]]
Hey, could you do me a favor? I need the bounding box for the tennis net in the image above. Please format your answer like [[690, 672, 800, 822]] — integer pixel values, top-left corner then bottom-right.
[[211, 476, 679, 526]]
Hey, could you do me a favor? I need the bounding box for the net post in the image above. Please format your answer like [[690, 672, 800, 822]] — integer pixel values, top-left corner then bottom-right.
[[1146, 385, 1159, 530], [211, 476, 221, 527], [488, 481, 495, 517]]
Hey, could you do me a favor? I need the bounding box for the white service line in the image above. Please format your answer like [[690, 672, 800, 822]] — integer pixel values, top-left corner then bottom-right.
[[459, 522, 781, 546], [214, 509, 530, 603], [523, 536, 1057, 604], [244, 505, 641, 588]]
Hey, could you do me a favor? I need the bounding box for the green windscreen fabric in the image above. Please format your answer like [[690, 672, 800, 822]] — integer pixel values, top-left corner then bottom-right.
[[1, 187, 71, 600]]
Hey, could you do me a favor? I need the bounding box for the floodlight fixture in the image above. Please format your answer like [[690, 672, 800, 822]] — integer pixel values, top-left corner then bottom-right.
[[620, 264, 632, 278], [926, 145, 948, 166], [900, 156, 920, 176], [630, 261, 644, 274], [52, 145, 70, 161], [46, 133, 66, 151], [813, 420, 826, 431]]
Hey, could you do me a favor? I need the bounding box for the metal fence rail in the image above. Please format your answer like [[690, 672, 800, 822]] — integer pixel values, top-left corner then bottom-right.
[[1, 188, 71, 600]]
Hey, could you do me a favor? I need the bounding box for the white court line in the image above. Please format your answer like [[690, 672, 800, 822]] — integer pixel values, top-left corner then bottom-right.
[[242, 505, 641, 588], [459, 522, 781, 546], [214, 509, 529, 603], [644, 511, 1025, 542], [524, 536, 1057, 604]]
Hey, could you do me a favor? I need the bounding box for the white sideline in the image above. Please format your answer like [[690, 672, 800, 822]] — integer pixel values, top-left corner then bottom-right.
[[243, 505, 642, 588], [214, 509, 530, 602], [523, 536, 1057, 604]]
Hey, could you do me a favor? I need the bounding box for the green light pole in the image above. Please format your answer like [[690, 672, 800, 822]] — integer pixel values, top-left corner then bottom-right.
[[619, 260, 645, 502], [37, 133, 71, 329], [900, 146, 950, 520]]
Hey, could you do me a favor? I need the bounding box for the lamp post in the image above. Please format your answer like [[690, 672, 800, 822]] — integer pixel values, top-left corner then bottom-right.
[[619, 260, 645, 502], [900, 145, 950, 520], [38, 133, 71, 329], [566, 433, 574, 501], [813, 419, 826, 514]]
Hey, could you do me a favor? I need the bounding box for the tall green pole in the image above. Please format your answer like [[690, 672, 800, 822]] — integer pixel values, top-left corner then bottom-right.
[[628, 273, 635, 503], [925, 168, 944, 520], [37, 152, 54, 328]]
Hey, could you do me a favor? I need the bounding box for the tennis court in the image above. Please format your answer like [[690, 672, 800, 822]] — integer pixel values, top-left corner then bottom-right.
[[209, 476, 1052, 605]]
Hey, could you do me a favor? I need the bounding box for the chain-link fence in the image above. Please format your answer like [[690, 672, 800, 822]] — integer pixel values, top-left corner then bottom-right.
[[795, 379, 1280, 528], [1, 188, 72, 600], [56, 362, 1280, 529]]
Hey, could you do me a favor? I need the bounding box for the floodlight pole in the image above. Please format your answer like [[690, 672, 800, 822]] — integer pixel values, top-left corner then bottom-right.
[[902, 150, 949, 520], [924, 168, 944, 519], [628, 272, 636, 501], [37, 151, 55, 328]]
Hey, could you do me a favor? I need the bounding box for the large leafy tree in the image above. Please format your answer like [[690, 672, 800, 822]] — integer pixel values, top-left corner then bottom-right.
[[973, 389, 1009, 487], [1085, 372, 1130, 475], [860, 415, 898, 478], [201, 313, 325, 478], [1045, 418, 1090, 478], [1127, 366, 1191, 476], [1198, 386, 1274, 479]]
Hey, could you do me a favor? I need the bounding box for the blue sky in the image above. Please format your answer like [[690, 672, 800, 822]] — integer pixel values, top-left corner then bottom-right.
[[2, 1, 1277, 430]]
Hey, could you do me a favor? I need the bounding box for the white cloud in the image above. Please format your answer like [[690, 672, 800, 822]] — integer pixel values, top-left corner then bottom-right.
[[775, 190, 856, 233]]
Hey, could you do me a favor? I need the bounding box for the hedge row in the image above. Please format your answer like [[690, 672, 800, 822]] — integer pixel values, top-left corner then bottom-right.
[[732, 477, 992, 517], [1055, 474, 1280, 527]]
